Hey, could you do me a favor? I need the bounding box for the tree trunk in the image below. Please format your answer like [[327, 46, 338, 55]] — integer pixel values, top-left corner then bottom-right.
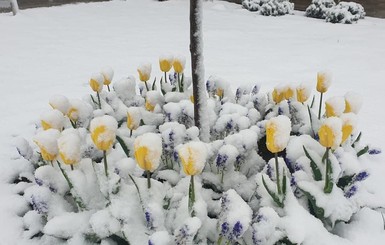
[[190, 0, 209, 142], [10, 0, 19, 16]]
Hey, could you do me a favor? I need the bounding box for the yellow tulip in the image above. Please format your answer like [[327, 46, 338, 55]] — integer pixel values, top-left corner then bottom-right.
[[90, 115, 118, 151], [325, 97, 345, 118], [265, 116, 291, 153], [67, 107, 79, 122], [145, 100, 155, 112], [159, 56, 174, 72], [272, 88, 284, 104], [284, 86, 294, 100], [216, 88, 224, 98], [58, 129, 81, 165], [137, 63, 152, 82], [41, 120, 52, 130], [340, 113, 356, 144], [190, 95, 194, 103], [344, 92, 362, 114], [134, 133, 162, 172], [101, 67, 114, 86], [318, 117, 342, 149], [296, 84, 310, 103], [173, 56, 186, 73], [49, 95, 70, 115], [34, 129, 60, 162], [179, 142, 207, 176], [126, 109, 140, 131], [90, 73, 104, 93], [316, 71, 331, 93], [40, 109, 64, 131]]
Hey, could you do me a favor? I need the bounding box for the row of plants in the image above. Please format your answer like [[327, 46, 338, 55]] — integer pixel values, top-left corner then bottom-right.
[[11, 55, 380, 244]]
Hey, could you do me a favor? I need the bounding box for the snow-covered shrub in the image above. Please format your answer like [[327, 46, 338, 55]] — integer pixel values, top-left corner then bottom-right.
[[326, 1, 365, 24], [242, 0, 294, 16], [10, 57, 381, 244], [305, 0, 336, 19]]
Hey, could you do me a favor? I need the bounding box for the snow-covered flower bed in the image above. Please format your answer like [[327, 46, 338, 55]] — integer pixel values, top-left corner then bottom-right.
[[10, 56, 381, 244], [242, 0, 294, 16], [306, 0, 365, 24]]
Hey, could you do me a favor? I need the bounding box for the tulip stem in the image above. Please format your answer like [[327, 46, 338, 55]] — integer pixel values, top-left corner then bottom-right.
[[57, 160, 86, 211], [221, 170, 224, 185], [318, 92, 323, 120], [107, 84, 111, 92], [146, 170, 151, 189], [188, 175, 196, 217], [324, 147, 333, 193], [70, 165, 74, 171], [177, 73, 181, 92], [70, 119, 77, 129], [130, 129, 133, 137], [144, 81, 149, 91], [96, 92, 102, 109], [275, 153, 281, 195], [103, 150, 108, 178], [164, 72, 167, 83]]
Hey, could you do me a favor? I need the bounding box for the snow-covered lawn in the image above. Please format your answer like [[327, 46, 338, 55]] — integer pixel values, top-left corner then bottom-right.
[[1, 0, 385, 244]]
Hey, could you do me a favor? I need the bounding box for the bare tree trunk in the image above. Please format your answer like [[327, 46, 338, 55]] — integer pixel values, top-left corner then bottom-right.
[[190, 0, 209, 142], [10, 0, 19, 16]]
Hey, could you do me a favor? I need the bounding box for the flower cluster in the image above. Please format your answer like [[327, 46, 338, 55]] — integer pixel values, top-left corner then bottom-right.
[[12, 58, 379, 244]]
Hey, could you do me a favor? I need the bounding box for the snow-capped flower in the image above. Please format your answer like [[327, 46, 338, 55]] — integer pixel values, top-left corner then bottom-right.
[[179, 141, 207, 176], [265, 115, 291, 153], [126, 107, 141, 131], [137, 63, 152, 82], [134, 133, 162, 172], [296, 83, 311, 103], [272, 86, 285, 104], [325, 96, 345, 118], [284, 85, 294, 100], [58, 129, 81, 166], [40, 109, 64, 131], [316, 71, 331, 93], [217, 88, 224, 98], [34, 129, 60, 161], [173, 55, 186, 73], [159, 55, 174, 73], [49, 95, 70, 115], [145, 91, 164, 112], [318, 117, 342, 149], [340, 113, 357, 144], [145, 99, 155, 112], [89, 73, 104, 93], [101, 67, 114, 86], [90, 115, 118, 151], [344, 91, 363, 114]]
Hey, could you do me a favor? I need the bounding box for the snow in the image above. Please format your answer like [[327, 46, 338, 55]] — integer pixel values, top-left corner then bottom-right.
[[49, 94, 70, 115], [1, 0, 385, 244]]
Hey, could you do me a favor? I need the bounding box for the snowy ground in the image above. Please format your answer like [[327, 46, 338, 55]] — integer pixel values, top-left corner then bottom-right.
[[1, 0, 385, 244]]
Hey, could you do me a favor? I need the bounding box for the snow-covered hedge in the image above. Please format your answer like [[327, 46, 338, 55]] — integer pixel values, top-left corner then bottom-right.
[[10, 57, 381, 244], [242, 0, 294, 16], [326, 1, 365, 24], [305, 0, 336, 19], [306, 0, 365, 24]]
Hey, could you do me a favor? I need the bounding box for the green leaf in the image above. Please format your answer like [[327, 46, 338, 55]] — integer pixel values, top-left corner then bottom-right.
[[152, 77, 157, 90], [301, 189, 325, 222], [108, 234, 130, 245], [282, 169, 287, 195], [116, 135, 130, 158], [323, 158, 333, 194], [90, 94, 98, 106], [303, 146, 322, 181], [310, 95, 315, 109], [351, 132, 362, 148], [357, 145, 369, 157], [337, 174, 355, 189], [262, 176, 284, 208]]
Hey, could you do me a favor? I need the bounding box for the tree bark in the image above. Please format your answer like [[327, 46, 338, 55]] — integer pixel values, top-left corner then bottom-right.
[[10, 0, 19, 16], [190, 0, 209, 142]]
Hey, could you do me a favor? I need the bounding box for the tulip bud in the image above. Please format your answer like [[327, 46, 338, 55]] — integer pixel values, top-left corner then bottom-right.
[[58, 129, 81, 165], [90, 73, 104, 93], [179, 141, 208, 176], [325, 96, 345, 118], [101, 67, 114, 86], [137, 63, 152, 82], [40, 109, 65, 131], [173, 55, 186, 73], [340, 113, 357, 144], [127, 107, 141, 131], [272, 84, 285, 104], [90, 115, 118, 151], [134, 133, 162, 172], [284, 85, 294, 100], [318, 117, 342, 149], [344, 92, 362, 114], [159, 55, 174, 73], [316, 71, 332, 93], [296, 83, 311, 103], [34, 129, 60, 161], [49, 95, 70, 115], [265, 115, 291, 153]]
